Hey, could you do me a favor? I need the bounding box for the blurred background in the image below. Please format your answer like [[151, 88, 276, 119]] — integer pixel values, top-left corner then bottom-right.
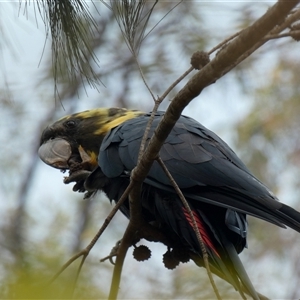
[[0, 1, 300, 298]]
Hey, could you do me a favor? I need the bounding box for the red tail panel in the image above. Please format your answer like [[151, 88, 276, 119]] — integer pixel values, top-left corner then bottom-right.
[[183, 207, 220, 257]]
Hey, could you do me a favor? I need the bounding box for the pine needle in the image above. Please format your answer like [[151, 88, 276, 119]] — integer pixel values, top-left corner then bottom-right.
[[21, 0, 102, 96]]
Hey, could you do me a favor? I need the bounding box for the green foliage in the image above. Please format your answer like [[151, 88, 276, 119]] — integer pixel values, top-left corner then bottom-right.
[[1, 258, 105, 299], [35, 0, 100, 90]]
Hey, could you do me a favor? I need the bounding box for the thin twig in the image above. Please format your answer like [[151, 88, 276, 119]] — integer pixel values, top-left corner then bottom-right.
[[264, 30, 300, 40], [48, 251, 86, 284], [272, 7, 300, 34], [137, 100, 160, 164], [141, 1, 182, 43], [111, 0, 195, 165], [208, 30, 242, 55], [108, 217, 136, 300], [159, 66, 194, 101], [208, 7, 300, 77], [221, 7, 300, 77], [70, 254, 88, 297], [48, 181, 135, 285], [109, 171, 145, 300], [156, 157, 222, 300], [137, 65, 194, 163], [134, 57, 157, 102]]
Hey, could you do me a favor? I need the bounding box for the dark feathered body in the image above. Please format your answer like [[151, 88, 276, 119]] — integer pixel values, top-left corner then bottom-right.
[[39, 109, 300, 300], [97, 112, 300, 230]]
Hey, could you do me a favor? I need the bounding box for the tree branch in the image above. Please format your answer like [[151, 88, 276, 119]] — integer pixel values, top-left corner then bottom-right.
[[131, 0, 300, 185]]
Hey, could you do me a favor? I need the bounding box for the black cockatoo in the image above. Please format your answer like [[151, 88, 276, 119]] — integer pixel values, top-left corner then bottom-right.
[[38, 108, 300, 299]]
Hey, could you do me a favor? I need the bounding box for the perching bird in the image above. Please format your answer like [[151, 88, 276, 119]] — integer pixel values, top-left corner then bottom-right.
[[39, 108, 300, 299]]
